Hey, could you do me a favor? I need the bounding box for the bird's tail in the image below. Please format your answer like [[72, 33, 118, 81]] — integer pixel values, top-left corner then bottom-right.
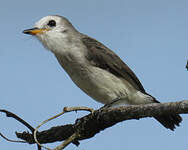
[[150, 97, 182, 130], [154, 114, 182, 131], [145, 94, 182, 130]]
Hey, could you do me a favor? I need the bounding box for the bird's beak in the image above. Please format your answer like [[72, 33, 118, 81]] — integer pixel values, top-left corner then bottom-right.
[[23, 27, 49, 35]]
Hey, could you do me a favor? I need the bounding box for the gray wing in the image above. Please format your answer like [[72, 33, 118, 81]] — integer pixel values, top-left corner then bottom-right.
[[81, 35, 146, 94], [81, 35, 183, 130]]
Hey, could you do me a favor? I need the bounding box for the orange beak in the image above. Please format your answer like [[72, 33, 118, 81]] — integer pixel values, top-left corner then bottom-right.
[[23, 27, 49, 35]]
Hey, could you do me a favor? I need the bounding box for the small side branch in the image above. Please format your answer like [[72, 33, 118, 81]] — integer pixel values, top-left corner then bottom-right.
[[33, 106, 93, 150], [0, 132, 26, 143], [0, 109, 41, 150], [0, 109, 34, 132]]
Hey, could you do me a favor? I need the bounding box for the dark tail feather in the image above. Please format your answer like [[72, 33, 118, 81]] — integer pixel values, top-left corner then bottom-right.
[[147, 96, 182, 131], [154, 114, 182, 131]]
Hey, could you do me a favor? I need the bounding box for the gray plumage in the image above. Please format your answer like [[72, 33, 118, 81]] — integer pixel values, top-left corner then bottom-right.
[[23, 15, 182, 130]]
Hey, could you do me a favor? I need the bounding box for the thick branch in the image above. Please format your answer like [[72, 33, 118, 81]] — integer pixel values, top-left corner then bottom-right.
[[16, 100, 188, 144]]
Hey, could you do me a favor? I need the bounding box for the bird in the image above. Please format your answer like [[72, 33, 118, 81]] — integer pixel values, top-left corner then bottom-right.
[[23, 15, 182, 130]]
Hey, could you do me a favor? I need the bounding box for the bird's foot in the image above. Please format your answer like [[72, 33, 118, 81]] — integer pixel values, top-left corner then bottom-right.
[[101, 97, 121, 109]]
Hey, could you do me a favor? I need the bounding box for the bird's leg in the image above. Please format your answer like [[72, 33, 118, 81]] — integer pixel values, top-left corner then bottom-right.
[[102, 97, 122, 109]]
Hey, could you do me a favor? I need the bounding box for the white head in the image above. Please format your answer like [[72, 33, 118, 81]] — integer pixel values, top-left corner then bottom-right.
[[23, 15, 80, 53]]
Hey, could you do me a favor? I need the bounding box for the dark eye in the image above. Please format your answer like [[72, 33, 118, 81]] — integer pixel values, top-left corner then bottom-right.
[[47, 20, 56, 27]]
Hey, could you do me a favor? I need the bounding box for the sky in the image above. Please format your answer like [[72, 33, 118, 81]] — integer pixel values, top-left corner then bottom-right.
[[0, 0, 188, 150]]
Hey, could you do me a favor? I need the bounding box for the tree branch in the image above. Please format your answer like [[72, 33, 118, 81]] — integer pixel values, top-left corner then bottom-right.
[[0, 109, 42, 150], [16, 100, 187, 145]]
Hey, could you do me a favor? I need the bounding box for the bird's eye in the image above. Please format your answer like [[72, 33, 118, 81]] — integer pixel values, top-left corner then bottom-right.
[[47, 20, 56, 27]]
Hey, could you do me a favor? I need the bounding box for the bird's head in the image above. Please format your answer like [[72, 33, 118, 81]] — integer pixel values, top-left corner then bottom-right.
[[23, 15, 79, 52]]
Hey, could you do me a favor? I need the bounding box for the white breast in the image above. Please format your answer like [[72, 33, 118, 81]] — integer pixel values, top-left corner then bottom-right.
[[68, 65, 132, 104]]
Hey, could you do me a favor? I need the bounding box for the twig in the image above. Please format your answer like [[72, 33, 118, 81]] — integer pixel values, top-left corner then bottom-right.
[[34, 106, 94, 150], [63, 106, 94, 113], [0, 132, 26, 143], [0, 109, 41, 150], [0, 109, 34, 132], [53, 133, 78, 150]]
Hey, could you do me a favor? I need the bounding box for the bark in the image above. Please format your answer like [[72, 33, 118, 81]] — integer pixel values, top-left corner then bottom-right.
[[16, 100, 188, 144]]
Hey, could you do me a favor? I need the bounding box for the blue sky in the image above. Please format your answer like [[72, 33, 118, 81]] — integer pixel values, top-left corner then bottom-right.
[[0, 0, 187, 150]]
